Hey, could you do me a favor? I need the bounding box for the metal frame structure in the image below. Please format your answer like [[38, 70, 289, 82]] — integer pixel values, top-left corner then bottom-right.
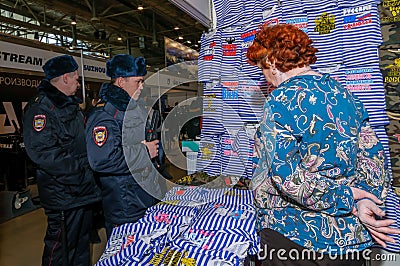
[[0, 0, 208, 69]]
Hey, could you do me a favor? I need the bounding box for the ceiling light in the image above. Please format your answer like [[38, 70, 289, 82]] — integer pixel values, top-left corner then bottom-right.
[[174, 26, 179, 30], [117, 37, 122, 41], [178, 36, 183, 40], [186, 40, 191, 44], [70, 16, 77, 25], [137, 4, 144, 10]]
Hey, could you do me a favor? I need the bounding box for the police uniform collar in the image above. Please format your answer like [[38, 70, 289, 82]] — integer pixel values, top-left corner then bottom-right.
[[37, 79, 82, 108], [99, 83, 132, 111]]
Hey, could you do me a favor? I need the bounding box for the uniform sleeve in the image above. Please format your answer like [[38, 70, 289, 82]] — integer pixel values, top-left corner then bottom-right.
[[86, 108, 154, 176], [86, 118, 131, 174], [265, 101, 354, 216], [23, 107, 81, 183], [122, 108, 155, 173], [353, 98, 389, 201]]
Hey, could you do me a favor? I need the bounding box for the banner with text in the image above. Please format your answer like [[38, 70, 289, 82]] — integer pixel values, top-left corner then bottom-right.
[[0, 41, 108, 80]]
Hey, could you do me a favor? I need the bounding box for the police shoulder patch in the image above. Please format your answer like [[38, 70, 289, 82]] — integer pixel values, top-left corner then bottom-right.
[[93, 126, 108, 147], [33, 114, 46, 132]]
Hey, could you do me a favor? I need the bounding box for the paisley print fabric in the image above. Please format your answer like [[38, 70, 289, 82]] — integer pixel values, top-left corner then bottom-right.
[[253, 73, 389, 254]]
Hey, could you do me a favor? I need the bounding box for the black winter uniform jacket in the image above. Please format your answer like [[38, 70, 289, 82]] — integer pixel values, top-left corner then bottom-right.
[[85, 83, 162, 226], [22, 80, 101, 210]]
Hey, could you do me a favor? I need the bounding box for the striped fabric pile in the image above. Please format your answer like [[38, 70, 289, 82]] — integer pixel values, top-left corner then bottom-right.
[[94, 187, 259, 266]]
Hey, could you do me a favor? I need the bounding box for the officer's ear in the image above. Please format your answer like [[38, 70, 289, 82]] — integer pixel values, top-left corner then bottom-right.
[[115, 76, 124, 88], [62, 73, 69, 84]]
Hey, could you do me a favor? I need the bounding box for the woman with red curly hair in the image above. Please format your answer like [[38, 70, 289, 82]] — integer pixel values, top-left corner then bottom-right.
[[248, 24, 399, 265]]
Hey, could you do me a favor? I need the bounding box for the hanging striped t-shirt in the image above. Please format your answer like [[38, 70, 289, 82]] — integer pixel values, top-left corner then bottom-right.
[[338, 66, 389, 126], [302, 0, 337, 10], [259, 3, 282, 26], [282, 12, 308, 33], [221, 132, 247, 177], [281, 0, 305, 14], [238, 80, 266, 123], [242, 0, 263, 23], [339, 3, 382, 49], [232, 126, 257, 179], [337, 0, 381, 8], [307, 7, 343, 67], [343, 46, 381, 67], [212, 0, 244, 28], [221, 79, 245, 132], [240, 21, 262, 81], [220, 26, 242, 78], [198, 30, 222, 82], [196, 134, 222, 176], [202, 83, 225, 135]]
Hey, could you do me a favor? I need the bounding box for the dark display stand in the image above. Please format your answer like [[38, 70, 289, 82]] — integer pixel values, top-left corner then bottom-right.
[[0, 134, 37, 223], [0, 134, 27, 191], [0, 189, 37, 223]]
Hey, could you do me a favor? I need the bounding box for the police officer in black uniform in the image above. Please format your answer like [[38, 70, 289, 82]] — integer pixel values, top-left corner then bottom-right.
[[85, 54, 162, 239], [23, 55, 101, 266]]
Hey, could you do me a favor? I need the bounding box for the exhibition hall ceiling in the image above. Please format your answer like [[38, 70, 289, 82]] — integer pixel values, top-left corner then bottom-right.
[[0, 0, 208, 68]]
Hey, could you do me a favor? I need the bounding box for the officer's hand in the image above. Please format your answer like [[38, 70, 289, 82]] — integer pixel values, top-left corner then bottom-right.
[[143, 139, 159, 159]]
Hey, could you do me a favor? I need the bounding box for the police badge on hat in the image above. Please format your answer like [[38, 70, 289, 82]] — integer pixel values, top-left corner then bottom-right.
[[33, 115, 46, 132], [93, 126, 108, 147]]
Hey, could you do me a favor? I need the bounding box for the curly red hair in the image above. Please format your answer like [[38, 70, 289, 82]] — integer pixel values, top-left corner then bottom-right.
[[246, 24, 318, 72]]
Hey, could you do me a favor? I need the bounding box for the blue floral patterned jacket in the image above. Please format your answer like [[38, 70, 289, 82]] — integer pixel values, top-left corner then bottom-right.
[[253, 74, 389, 254]]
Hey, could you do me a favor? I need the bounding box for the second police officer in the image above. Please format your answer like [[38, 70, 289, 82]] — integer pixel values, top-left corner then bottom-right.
[[85, 54, 162, 239]]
